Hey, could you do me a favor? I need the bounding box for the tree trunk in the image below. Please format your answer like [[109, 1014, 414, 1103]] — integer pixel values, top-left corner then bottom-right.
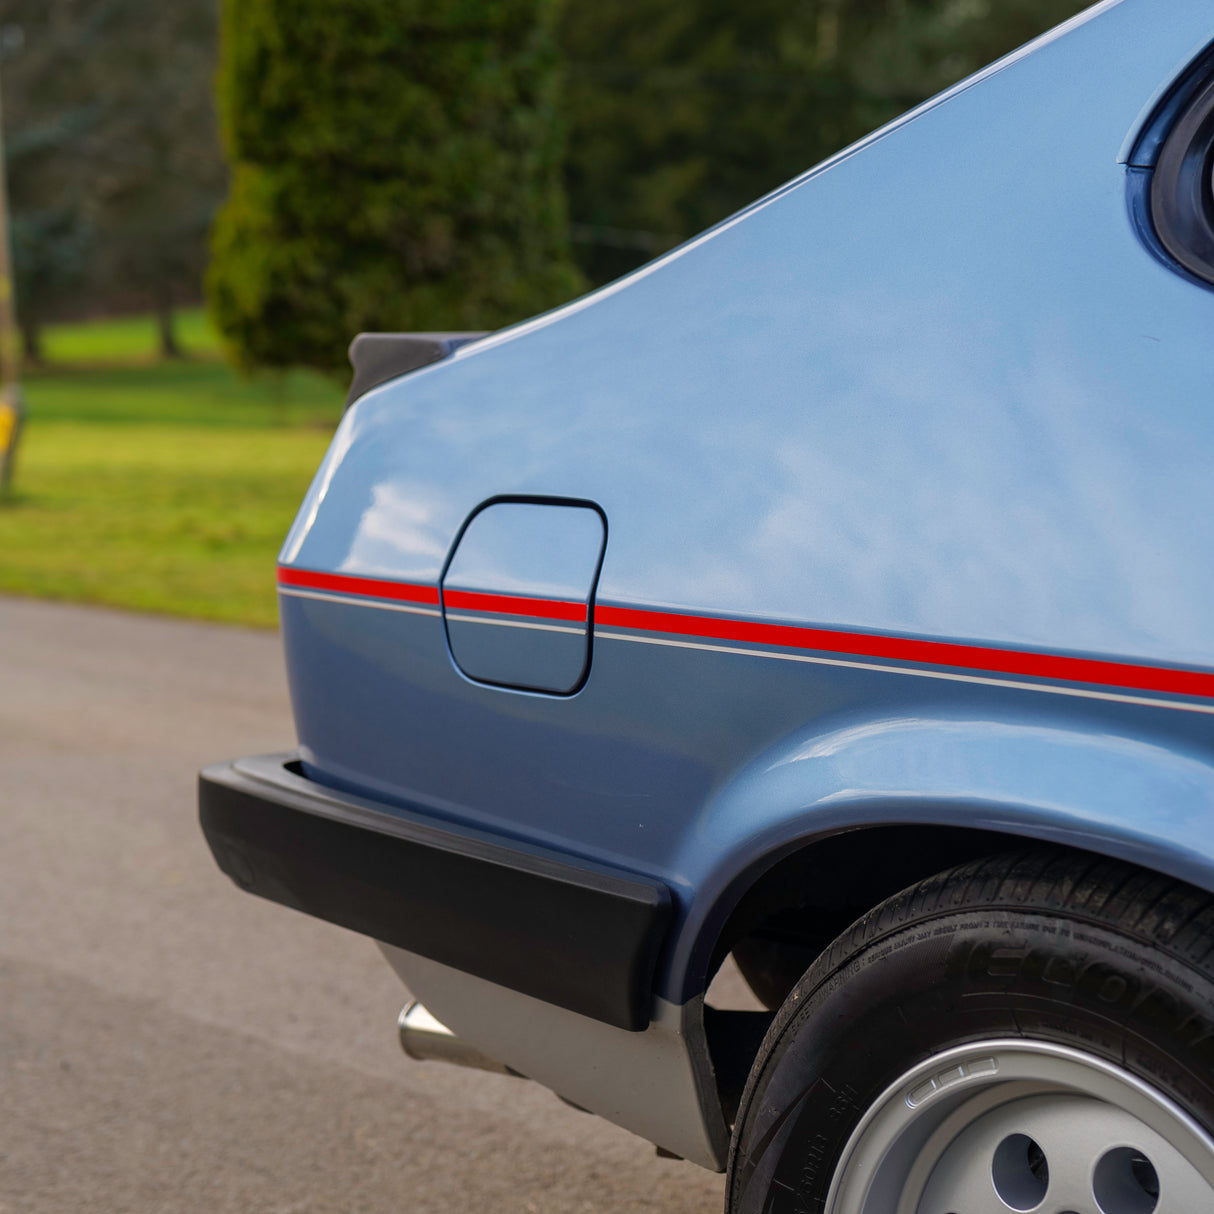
[[269, 369, 287, 427], [155, 284, 182, 359], [21, 320, 42, 365]]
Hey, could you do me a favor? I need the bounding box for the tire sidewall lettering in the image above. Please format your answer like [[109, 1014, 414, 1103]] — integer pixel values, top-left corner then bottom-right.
[[728, 886, 1214, 1214]]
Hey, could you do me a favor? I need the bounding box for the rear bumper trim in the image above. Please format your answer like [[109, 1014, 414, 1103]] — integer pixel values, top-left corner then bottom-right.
[[198, 753, 670, 1031]]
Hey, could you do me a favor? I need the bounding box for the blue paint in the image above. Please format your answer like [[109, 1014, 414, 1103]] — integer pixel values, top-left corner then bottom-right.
[[279, 0, 1214, 1007], [441, 499, 605, 693], [443, 501, 605, 603]]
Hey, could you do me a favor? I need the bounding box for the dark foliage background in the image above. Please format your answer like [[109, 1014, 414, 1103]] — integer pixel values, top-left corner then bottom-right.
[[208, 0, 582, 374], [0, 0, 224, 359], [562, 0, 1091, 284], [0, 0, 1092, 370]]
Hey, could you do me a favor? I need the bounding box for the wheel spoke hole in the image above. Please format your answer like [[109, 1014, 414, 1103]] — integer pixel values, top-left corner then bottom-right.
[[991, 1133, 1050, 1210], [1093, 1147, 1160, 1214]]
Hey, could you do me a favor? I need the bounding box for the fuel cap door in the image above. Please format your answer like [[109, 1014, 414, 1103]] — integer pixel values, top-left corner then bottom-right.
[[441, 500, 606, 694]]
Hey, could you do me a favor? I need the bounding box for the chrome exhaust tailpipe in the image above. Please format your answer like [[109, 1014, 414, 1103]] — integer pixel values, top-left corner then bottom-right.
[[397, 1001, 521, 1076]]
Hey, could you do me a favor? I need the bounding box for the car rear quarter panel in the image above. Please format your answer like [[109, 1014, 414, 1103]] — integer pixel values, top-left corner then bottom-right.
[[279, 0, 1214, 1007]]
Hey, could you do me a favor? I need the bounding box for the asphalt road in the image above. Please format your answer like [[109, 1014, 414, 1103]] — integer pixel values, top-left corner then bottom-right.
[[0, 595, 732, 1213]]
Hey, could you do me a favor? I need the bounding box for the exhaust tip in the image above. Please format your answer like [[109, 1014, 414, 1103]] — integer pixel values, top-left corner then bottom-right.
[[397, 1001, 520, 1076]]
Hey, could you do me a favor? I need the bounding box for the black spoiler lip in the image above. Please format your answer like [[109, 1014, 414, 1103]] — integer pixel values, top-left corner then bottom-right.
[[344, 331, 489, 408]]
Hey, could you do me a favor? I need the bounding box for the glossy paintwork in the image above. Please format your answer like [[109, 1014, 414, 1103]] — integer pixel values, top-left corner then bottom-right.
[[442, 500, 604, 692], [443, 501, 604, 604], [280, 0, 1214, 1009]]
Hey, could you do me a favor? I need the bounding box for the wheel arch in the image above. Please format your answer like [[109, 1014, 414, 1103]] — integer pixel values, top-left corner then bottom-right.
[[674, 711, 1214, 1008]]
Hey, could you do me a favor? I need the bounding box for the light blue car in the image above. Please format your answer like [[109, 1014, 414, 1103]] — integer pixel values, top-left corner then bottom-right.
[[201, 2, 1214, 1208]]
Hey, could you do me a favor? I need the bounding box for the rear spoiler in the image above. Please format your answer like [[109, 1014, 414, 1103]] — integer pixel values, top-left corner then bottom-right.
[[345, 331, 489, 409]]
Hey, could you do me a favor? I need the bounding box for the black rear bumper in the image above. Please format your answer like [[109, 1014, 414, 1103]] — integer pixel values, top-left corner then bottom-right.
[[198, 754, 671, 1031]]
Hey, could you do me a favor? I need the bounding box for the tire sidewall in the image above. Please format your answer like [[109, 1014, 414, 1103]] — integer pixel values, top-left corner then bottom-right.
[[727, 905, 1214, 1214]]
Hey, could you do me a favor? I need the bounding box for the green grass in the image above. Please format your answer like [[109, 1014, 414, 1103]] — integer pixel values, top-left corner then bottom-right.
[[26, 359, 344, 428], [40, 307, 222, 364], [0, 311, 345, 627]]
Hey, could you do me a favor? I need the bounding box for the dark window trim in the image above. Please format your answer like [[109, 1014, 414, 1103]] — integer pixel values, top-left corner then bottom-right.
[[1138, 44, 1214, 288]]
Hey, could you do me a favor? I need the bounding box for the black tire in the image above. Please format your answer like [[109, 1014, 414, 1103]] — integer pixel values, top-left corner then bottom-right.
[[726, 848, 1214, 1214]]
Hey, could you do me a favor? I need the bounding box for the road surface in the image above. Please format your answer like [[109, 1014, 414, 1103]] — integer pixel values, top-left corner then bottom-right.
[[0, 596, 734, 1213]]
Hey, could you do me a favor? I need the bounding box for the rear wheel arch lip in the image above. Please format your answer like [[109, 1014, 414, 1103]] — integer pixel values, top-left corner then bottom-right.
[[678, 814, 1214, 1006], [667, 715, 1214, 1004], [682, 814, 1214, 1178]]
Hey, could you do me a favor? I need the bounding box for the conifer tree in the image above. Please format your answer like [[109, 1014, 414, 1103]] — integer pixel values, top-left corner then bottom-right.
[[562, 0, 1089, 286], [208, 0, 582, 374]]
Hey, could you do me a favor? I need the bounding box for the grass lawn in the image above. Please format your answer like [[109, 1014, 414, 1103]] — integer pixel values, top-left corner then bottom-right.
[[0, 311, 344, 628], [40, 307, 222, 364]]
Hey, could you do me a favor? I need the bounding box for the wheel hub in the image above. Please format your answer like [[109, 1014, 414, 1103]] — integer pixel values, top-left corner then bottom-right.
[[823, 1042, 1214, 1214]]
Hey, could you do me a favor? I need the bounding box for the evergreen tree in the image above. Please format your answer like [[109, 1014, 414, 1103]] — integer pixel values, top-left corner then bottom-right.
[[209, 0, 583, 375], [562, 0, 1089, 285]]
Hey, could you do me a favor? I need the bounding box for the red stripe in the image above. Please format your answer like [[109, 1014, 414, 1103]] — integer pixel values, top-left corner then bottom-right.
[[278, 566, 1214, 702], [594, 605, 1214, 701], [277, 567, 585, 621], [277, 567, 440, 606], [444, 588, 587, 623]]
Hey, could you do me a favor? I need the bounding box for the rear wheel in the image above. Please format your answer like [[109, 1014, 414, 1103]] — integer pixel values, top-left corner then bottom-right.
[[725, 849, 1214, 1214]]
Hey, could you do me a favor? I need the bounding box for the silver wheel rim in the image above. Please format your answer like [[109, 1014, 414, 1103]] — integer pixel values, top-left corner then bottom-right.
[[824, 1040, 1214, 1214]]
